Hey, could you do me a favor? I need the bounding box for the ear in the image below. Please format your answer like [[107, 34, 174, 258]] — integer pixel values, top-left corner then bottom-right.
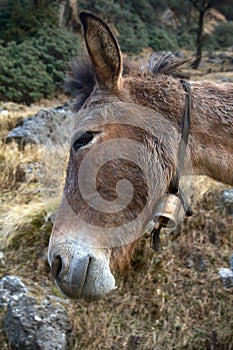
[[79, 12, 122, 91]]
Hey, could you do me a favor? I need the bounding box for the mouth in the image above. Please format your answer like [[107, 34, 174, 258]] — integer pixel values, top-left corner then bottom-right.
[[52, 253, 116, 302], [80, 255, 91, 297], [55, 280, 101, 302]]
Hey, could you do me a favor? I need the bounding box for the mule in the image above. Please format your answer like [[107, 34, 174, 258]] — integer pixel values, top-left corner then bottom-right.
[[48, 12, 233, 301]]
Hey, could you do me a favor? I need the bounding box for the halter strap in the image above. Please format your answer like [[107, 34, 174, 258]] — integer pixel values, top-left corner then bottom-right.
[[151, 80, 193, 251]]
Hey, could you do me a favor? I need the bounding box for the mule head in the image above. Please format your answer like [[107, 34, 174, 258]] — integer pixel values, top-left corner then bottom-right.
[[48, 12, 179, 301]]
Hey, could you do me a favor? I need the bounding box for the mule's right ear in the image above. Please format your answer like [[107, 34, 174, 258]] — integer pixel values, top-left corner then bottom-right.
[[79, 12, 122, 91]]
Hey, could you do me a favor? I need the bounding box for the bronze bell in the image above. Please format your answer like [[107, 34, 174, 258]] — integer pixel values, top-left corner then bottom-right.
[[153, 194, 182, 229]]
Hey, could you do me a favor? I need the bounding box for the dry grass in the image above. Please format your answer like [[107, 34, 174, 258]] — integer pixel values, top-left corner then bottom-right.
[[184, 51, 233, 83], [0, 64, 233, 350], [65, 177, 233, 350]]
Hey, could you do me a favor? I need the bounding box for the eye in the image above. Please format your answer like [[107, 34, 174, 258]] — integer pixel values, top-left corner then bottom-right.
[[72, 131, 97, 151]]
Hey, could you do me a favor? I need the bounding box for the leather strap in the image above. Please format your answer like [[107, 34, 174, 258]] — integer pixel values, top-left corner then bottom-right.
[[151, 80, 192, 251]]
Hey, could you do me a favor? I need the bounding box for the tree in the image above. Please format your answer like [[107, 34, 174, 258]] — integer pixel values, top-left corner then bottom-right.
[[58, 0, 81, 32], [188, 0, 220, 68]]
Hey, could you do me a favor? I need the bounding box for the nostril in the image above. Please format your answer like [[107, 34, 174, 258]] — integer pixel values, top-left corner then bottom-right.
[[51, 255, 63, 279]]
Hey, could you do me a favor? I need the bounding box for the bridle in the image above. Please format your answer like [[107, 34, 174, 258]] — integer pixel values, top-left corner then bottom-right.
[[151, 80, 193, 251]]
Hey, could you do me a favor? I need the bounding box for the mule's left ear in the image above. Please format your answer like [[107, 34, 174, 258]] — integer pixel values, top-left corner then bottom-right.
[[79, 12, 122, 90]]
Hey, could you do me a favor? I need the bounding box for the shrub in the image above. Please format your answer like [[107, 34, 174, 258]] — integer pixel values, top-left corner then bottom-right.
[[32, 26, 82, 89], [148, 25, 179, 51], [127, 0, 158, 24], [0, 28, 82, 104], [0, 40, 53, 103], [0, 0, 58, 44], [211, 22, 233, 49], [78, 0, 149, 54], [203, 22, 233, 51], [177, 26, 197, 50], [202, 33, 217, 52], [118, 14, 149, 54]]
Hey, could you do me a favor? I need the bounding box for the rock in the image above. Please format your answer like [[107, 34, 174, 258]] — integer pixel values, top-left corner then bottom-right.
[[230, 254, 233, 272], [0, 275, 28, 306], [194, 254, 206, 272], [0, 250, 5, 266], [207, 58, 224, 65], [0, 276, 72, 350], [218, 254, 233, 289], [209, 54, 217, 59], [5, 295, 72, 350], [218, 268, 233, 289], [219, 77, 233, 83], [221, 189, 233, 215], [160, 8, 180, 30], [184, 252, 206, 272], [6, 104, 73, 146], [204, 8, 227, 34], [201, 186, 233, 214], [0, 107, 9, 117], [126, 334, 144, 348], [218, 53, 232, 60]]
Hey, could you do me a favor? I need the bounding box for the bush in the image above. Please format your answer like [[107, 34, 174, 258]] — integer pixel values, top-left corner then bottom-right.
[[78, 0, 149, 54], [0, 0, 58, 44], [33, 27, 82, 89], [127, 0, 158, 24], [177, 26, 197, 50], [0, 40, 53, 103], [211, 22, 233, 49], [118, 14, 149, 54], [148, 25, 179, 51], [0, 28, 82, 104], [203, 22, 233, 51]]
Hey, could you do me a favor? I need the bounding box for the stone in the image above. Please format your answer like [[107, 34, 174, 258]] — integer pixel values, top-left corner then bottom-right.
[[160, 8, 180, 30], [0, 250, 5, 266], [202, 186, 233, 214], [184, 253, 206, 272], [222, 189, 233, 215], [218, 53, 232, 60], [230, 255, 233, 272], [0, 107, 9, 117], [6, 104, 73, 146], [5, 295, 72, 350], [219, 77, 233, 83], [0, 275, 28, 306], [207, 58, 224, 65], [218, 268, 233, 289], [0, 276, 72, 350]]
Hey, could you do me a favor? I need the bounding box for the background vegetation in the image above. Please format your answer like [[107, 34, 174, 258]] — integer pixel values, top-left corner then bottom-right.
[[0, 0, 232, 103]]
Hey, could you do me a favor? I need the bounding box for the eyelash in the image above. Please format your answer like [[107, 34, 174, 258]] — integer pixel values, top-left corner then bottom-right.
[[72, 131, 97, 151]]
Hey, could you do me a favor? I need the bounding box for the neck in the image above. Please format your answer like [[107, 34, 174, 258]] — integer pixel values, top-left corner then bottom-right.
[[185, 80, 233, 186], [128, 77, 233, 186]]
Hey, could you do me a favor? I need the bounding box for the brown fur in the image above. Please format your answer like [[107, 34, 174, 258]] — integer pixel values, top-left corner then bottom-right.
[[55, 12, 233, 272]]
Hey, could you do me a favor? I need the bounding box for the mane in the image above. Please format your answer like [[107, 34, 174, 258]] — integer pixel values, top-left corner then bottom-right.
[[148, 52, 190, 78], [64, 56, 96, 111], [64, 52, 190, 111]]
